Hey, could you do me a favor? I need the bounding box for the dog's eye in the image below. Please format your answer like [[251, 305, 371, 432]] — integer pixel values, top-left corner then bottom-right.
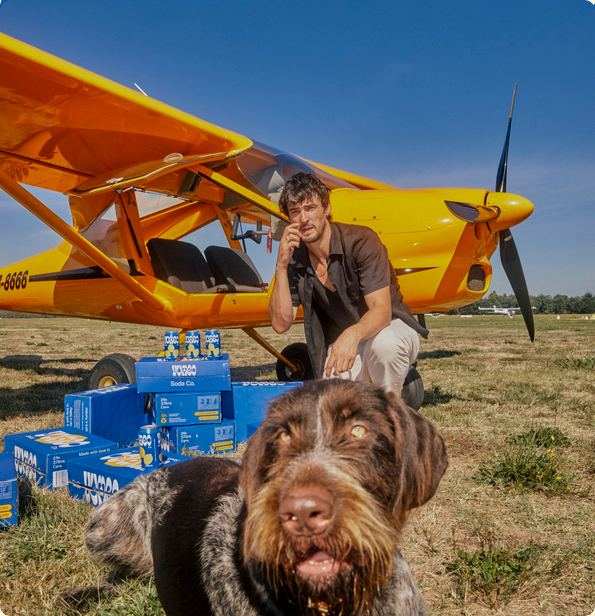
[[279, 431, 292, 444], [351, 425, 367, 438]]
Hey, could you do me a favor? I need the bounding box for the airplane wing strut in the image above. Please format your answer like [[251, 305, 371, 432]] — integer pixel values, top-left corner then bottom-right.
[[0, 172, 169, 313]]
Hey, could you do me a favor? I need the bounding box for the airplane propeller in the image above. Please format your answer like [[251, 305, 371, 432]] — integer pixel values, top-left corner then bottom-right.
[[495, 84, 535, 342]]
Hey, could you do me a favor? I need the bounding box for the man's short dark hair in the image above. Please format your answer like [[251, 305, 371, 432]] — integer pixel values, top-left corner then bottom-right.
[[278, 173, 331, 218]]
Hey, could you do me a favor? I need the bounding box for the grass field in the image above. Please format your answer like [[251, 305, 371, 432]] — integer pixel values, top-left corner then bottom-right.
[[0, 315, 593, 616]]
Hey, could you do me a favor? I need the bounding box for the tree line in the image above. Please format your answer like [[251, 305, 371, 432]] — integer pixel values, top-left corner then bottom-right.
[[448, 291, 595, 315]]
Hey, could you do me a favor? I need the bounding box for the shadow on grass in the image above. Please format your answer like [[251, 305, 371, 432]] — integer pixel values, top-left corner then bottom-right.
[[0, 378, 88, 420], [423, 385, 465, 406], [419, 349, 462, 360], [0, 356, 90, 421], [231, 363, 277, 381], [0, 355, 92, 378]]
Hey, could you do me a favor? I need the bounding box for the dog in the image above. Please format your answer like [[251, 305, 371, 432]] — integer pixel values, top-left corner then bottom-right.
[[67, 379, 447, 615]]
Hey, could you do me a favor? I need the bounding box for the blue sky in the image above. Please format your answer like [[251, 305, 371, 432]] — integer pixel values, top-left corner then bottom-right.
[[0, 0, 594, 297]]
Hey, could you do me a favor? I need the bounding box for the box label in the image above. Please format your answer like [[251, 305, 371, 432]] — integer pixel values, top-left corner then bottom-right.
[[0, 481, 13, 498], [33, 430, 91, 448]]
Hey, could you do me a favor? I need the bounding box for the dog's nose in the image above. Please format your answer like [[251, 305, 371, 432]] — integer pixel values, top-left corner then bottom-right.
[[279, 487, 334, 536]]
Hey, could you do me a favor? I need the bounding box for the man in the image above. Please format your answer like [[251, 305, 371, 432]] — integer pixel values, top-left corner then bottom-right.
[[269, 172, 428, 394]]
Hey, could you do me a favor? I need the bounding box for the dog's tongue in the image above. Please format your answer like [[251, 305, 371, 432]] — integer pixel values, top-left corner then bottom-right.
[[297, 551, 340, 577]]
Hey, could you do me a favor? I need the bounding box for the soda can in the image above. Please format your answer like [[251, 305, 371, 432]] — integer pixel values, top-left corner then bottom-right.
[[185, 330, 201, 359], [164, 331, 179, 360], [204, 329, 221, 360], [138, 424, 162, 471]]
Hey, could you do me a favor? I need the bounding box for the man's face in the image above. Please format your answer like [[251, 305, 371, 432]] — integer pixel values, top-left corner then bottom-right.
[[287, 194, 331, 244]]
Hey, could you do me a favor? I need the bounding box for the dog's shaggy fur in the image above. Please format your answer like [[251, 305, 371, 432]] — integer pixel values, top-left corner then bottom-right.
[[66, 380, 447, 616]]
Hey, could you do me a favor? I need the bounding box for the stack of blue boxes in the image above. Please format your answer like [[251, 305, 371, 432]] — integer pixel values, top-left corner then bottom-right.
[[136, 354, 304, 451], [136, 354, 236, 455]]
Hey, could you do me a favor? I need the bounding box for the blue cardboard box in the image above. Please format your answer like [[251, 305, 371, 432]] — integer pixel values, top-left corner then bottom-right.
[[152, 392, 221, 426], [0, 453, 18, 527], [68, 447, 191, 507], [64, 384, 147, 447], [222, 381, 303, 442], [160, 420, 235, 455], [4, 428, 117, 489], [246, 422, 260, 440], [135, 355, 231, 393]]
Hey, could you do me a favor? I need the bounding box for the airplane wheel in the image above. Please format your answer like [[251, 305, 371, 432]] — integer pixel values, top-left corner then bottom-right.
[[276, 343, 314, 381], [88, 353, 137, 389], [401, 364, 424, 410]]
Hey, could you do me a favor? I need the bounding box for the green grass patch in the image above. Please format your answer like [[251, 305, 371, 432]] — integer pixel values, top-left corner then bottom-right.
[[506, 425, 570, 448], [477, 431, 578, 494], [446, 542, 543, 608], [554, 355, 595, 370]]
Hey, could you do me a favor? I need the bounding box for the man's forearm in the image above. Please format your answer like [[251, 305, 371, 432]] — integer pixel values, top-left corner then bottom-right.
[[345, 302, 391, 345], [268, 268, 295, 333]]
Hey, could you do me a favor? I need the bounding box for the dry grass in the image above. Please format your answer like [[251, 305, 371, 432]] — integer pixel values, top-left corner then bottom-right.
[[0, 315, 594, 615]]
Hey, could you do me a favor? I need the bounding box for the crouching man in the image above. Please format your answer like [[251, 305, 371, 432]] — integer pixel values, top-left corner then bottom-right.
[[269, 172, 428, 394]]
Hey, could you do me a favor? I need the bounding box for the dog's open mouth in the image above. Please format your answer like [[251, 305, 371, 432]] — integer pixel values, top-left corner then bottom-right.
[[296, 548, 350, 579]]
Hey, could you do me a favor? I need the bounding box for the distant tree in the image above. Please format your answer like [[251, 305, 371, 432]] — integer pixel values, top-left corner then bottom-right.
[[553, 294, 569, 314], [581, 292, 595, 314]]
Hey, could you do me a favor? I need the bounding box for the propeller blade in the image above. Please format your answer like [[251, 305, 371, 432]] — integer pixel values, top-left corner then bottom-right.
[[495, 83, 517, 193], [499, 228, 535, 342]]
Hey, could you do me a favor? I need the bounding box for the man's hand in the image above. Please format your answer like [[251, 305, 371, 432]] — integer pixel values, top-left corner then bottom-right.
[[269, 223, 301, 334], [276, 223, 301, 271], [325, 327, 362, 377]]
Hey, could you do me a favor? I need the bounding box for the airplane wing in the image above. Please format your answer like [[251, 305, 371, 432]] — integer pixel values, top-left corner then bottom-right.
[[0, 34, 253, 197], [0, 33, 390, 235]]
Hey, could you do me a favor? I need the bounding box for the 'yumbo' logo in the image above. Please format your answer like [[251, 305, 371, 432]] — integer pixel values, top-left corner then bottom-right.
[[138, 433, 155, 448], [83, 471, 121, 506], [101, 452, 143, 470], [34, 430, 90, 448], [164, 333, 178, 346], [14, 446, 37, 468], [205, 332, 219, 344], [172, 364, 197, 377]]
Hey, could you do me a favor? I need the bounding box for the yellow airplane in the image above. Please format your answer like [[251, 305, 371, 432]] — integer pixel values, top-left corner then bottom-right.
[[0, 34, 534, 405]]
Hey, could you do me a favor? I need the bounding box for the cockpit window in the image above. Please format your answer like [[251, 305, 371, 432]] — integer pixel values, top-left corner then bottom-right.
[[236, 141, 356, 204]]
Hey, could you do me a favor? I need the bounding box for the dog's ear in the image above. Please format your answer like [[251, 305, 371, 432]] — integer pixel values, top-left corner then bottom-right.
[[387, 392, 448, 515], [239, 421, 266, 510]]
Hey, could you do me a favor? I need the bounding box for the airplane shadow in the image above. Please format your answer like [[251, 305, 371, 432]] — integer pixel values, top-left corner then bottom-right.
[[0, 354, 92, 377], [0, 355, 90, 423], [422, 385, 461, 406], [418, 349, 462, 361], [231, 363, 278, 381]]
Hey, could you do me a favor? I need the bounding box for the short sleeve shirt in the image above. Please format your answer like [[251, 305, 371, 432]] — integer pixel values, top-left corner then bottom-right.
[[287, 222, 428, 378]]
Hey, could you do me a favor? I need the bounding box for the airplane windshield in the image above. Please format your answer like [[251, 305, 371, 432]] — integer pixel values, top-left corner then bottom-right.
[[236, 142, 356, 205]]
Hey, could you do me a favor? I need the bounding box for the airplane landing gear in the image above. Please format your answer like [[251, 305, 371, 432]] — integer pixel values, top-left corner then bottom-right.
[[88, 353, 137, 389], [275, 343, 314, 381], [402, 364, 424, 410]]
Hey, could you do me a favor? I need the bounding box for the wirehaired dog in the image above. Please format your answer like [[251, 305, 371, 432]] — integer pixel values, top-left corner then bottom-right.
[[69, 379, 447, 615]]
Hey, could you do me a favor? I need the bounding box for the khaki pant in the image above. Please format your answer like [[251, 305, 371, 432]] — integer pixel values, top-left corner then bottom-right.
[[323, 319, 420, 394]]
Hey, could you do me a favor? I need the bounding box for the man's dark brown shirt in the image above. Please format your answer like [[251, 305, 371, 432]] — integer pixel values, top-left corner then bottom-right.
[[288, 222, 428, 378]]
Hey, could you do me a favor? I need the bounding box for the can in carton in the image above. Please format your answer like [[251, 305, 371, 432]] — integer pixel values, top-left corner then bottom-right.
[[164, 331, 180, 360], [138, 424, 162, 471], [204, 330, 221, 360], [185, 330, 201, 359]]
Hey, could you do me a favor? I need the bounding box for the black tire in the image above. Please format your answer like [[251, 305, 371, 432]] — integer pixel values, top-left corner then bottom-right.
[[88, 353, 137, 389], [401, 364, 424, 410], [276, 343, 314, 381]]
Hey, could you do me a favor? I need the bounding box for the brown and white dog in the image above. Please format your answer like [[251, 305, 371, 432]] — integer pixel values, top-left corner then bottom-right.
[[72, 379, 447, 616]]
